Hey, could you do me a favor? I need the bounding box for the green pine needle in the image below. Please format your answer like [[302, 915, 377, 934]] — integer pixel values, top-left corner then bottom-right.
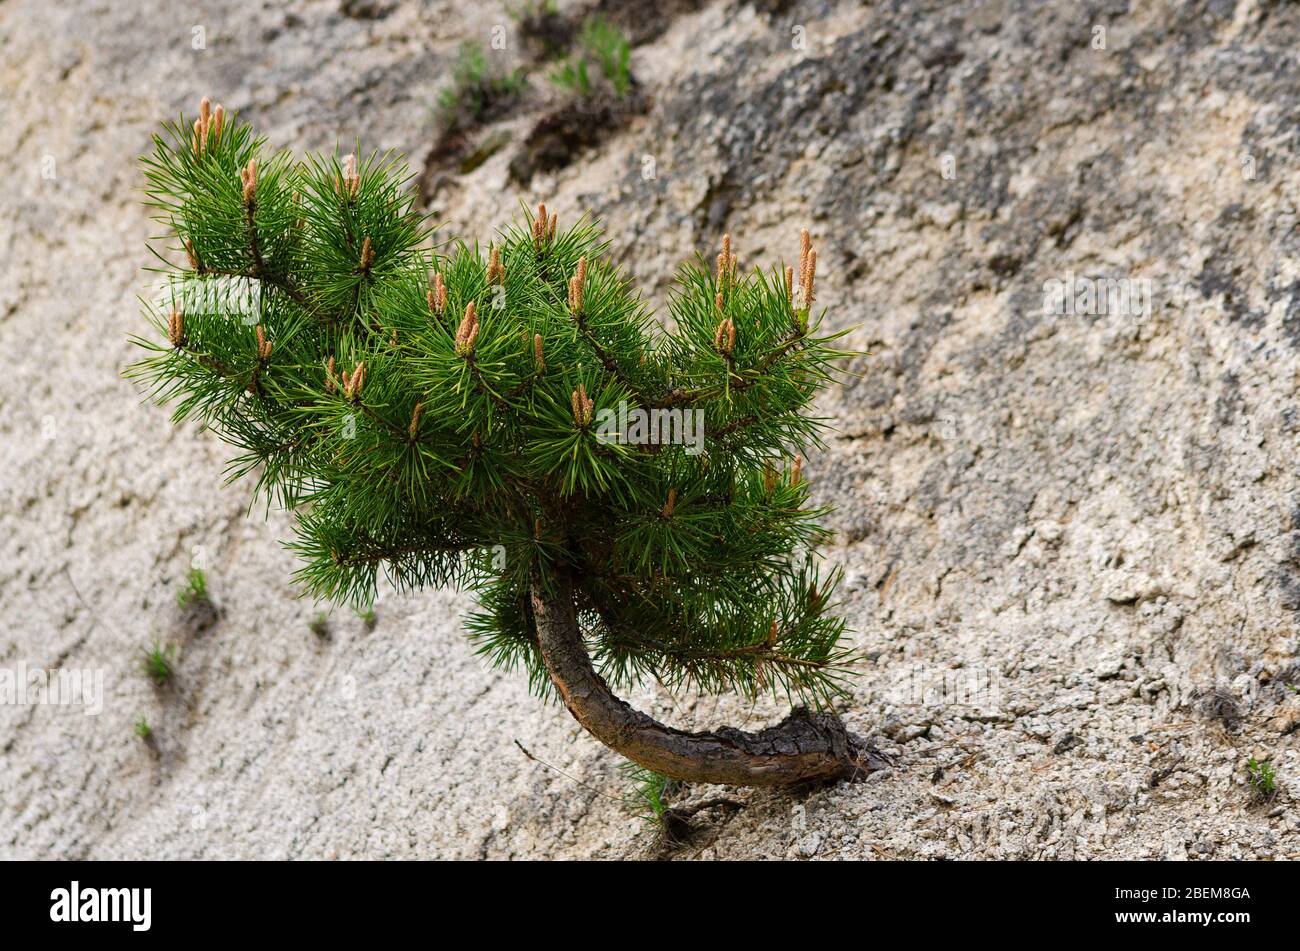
[[131, 105, 859, 709]]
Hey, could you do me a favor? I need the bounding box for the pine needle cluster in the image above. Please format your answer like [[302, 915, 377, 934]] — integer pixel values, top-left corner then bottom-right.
[[132, 99, 857, 709]]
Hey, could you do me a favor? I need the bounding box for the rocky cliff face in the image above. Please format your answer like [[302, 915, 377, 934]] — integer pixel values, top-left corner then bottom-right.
[[3, 0, 1298, 859]]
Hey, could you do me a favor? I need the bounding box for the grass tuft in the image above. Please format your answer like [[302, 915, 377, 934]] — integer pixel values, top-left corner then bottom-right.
[[309, 610, 330, 638], [1246, 756, 1277, 804], [436, 43, 527, 133], [142, 640, 177, 687], [549, 17, 631, 98], [620, 761, 679, 827], [177, 568, 210, 609]]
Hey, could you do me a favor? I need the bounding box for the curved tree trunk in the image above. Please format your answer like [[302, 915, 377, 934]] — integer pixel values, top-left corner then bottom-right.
[[530, 576, 890, 787]]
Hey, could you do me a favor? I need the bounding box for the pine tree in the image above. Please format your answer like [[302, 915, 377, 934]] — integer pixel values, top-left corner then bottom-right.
[[131, 98, 886, 786]]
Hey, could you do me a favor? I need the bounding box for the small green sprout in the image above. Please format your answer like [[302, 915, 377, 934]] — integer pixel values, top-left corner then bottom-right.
[[133, 716, 153, 740], [549, 58, 591, 96], [142, 641, 176, 687], [621, 761, 677, 827], [177, 568, 209, 609], [1246, 757, 1277, 803], [550, 17, 631, 98], [354, 605, 377, 630], [309, 611, 330, 638], [436, 43, 527, 132], [581, 17, 631, 97]]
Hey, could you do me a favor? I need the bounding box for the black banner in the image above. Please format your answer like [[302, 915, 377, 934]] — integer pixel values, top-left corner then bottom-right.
[[0, 860, 1284, 938]]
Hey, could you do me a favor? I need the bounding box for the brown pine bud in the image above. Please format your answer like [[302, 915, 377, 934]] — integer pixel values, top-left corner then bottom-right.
[[325, 356, 337, 393], [568, 256, 587, 314], [661, 488, 677, 519], [803, 248, 816, 307], [570, 383, 594, 426], [428, 272, 446, 314], [807, 585, 822, 612], [797, 227, 817, 308], [408, 401, 424, 440], [791, 454, 803, 486], [714, 317, 735, 354], [763, 460, 777, 494], [255, 324, 272, 359], [455, 301, 479, 356], [766, 620, 778, 647], [533, 333, 544, 370], [785, 265, 794, 303], [344, 361, 366, 400], [486, 246, 504, 284], [715, 233, 737, 288], [359, 236, 374, 270], [167, 309, 184, 348], [533, 202, 548, 251], [191, 96, 223, 153], [548, 212, 557, 241], [342, 153, 360, 198], [212, 104, 225, 142], [715, 292, 724, 313], [240, 159, 257, 204], [184, 238, 199, 270]]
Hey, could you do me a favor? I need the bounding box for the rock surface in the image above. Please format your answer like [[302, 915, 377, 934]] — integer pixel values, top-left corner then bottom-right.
[[3, 0, 1299, 859]]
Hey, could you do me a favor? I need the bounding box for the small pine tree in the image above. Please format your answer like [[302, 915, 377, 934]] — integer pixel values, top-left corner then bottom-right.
[[130, 98, 884, 786]]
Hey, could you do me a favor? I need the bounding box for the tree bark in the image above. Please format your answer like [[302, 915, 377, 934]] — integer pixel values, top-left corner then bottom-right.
[[530, 576, 890, 787]]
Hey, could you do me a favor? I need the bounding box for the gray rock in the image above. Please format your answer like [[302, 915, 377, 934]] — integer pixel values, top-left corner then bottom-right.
[[3, 0, 1298, 860]]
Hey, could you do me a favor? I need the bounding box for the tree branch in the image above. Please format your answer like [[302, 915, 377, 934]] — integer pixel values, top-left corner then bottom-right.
[[654, 328, 809, 407], [573, 310, 646, 399], [530, 572, 890, 787]]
